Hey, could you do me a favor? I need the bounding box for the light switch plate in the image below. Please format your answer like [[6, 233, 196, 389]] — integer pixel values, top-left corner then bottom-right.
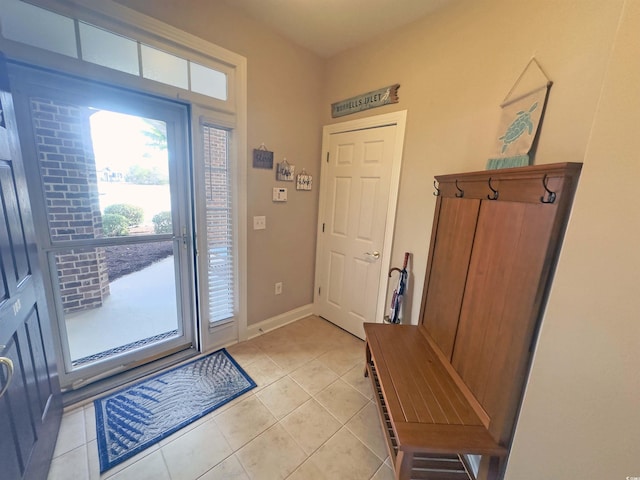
[[253, 216, 266, 230]]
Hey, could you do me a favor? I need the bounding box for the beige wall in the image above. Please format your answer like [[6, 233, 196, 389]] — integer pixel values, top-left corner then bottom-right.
[[505, 1, 640, 477], [112, 1, 640, 476], [116, 0, 325, 325], [324, 0, 624, 324], [325, 0, 639, 478]]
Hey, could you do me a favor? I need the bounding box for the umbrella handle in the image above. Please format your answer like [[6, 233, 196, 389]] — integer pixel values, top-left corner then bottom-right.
[[388, 253, 410, 277], [402, 252, 410, 270]]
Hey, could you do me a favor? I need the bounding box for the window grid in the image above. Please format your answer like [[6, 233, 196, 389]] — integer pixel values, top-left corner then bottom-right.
[[0, 0, 228, 101]]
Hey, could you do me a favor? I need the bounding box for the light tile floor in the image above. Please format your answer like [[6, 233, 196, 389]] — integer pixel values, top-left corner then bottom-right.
[[47, 315, 395, 480]]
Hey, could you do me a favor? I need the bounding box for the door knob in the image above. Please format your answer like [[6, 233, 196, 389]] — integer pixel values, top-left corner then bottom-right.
[[364, 251, 381, 260], [0, 357, 14, 398]]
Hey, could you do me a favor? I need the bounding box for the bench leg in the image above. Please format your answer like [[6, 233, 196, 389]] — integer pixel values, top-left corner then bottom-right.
[[478, 455, 502, 480], [394, 451, 412, 480], [364, 341, 371, 377], [486, 456, 501, 480]]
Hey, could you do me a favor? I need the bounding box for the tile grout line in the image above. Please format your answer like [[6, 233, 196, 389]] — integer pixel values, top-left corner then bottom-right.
[[51, 317, 386, 480]]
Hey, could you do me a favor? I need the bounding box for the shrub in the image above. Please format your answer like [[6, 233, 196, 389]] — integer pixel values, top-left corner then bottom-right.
[[102, 214, 129, 237], [152, 211, 172, 234], [126, 165, 169, 185], [104, 204, 144, 226]]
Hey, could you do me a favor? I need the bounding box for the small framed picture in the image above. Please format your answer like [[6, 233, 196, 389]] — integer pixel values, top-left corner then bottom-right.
[[276, 160, 294, 181], [253, 145, 273, 169], [296, 173, 312, 190]]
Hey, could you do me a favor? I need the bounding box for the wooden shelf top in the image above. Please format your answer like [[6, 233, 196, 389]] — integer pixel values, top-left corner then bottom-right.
[[364, 323, 507, 457]]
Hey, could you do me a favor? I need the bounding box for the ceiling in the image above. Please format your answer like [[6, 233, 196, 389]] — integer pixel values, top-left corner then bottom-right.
[[220, 0, 456, 58]]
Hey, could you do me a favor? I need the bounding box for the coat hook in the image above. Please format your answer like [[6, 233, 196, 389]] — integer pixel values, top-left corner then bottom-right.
[[455, 179, 464, 198], [433, 180, 440, 197], [487, 177, 499, 200], [540, 174, 556, 204]]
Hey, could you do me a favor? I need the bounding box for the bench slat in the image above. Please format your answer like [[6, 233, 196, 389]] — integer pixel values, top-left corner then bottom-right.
[[383, 328, 476, 425], [364, 323, 507, 459]]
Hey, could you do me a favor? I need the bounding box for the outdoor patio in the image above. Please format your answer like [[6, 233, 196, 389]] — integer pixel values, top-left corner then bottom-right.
[[65, 256, 178, 365]]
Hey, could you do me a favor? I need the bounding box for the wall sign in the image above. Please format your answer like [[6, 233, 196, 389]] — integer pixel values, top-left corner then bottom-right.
[[486, 58, 552, 170], [296, 170, 312, 191], [331, 84, 400, 118], [253, 143, 273, 169], [276, 159, 294, 181]]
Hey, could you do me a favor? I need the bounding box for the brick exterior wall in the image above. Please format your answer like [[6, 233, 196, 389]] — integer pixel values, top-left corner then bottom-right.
[[203, 125, 234, 322], [203, 125, 230, 245], [30, 98, 109, 313]]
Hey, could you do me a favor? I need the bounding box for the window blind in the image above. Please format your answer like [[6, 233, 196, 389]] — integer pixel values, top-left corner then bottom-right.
[[203, 124, 234, 323]]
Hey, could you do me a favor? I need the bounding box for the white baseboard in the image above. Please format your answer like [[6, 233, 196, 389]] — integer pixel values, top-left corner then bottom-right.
[[246, 304, 314, 339]]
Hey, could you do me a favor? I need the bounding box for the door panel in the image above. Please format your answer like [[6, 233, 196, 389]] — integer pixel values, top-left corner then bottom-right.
[[317, 125, 397, 338], [327, 252, 345, 307], [0, 61, 62, 479]]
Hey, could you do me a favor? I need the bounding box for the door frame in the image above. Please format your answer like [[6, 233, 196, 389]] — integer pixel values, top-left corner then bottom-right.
[[313, 110, 407, 326], [0, 0, 248, 400], [7, 63, 197, 389]]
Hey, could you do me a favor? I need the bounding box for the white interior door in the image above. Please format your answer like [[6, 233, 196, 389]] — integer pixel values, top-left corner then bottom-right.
[[315, 112, 406, 339]]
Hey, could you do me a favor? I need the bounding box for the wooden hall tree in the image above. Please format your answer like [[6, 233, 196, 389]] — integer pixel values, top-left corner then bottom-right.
[[364, 162, 582, 480]]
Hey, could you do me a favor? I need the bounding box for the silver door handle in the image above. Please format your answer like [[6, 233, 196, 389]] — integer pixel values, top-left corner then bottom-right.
[[173, 226, 188, 249], [0, 357, 14, 398], [364, 251, 381, 260]]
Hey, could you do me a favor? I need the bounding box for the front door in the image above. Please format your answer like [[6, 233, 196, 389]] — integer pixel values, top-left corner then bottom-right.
[[315, 112, 406, 339], [0, 56, 62, 480], [8, 63, 196, 389]]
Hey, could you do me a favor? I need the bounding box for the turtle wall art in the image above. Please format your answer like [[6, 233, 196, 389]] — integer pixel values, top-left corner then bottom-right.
[[487, 57, 552, 170], [499, 101, 538, 154]]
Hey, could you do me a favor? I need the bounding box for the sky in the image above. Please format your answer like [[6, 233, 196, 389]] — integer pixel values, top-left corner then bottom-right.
[[89, 109, 168, 176]]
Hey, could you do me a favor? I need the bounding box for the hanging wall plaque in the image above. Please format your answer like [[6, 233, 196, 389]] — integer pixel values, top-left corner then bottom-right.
[[331, 84, 400, 118], [296, 170, 312, 190], [487, 58, 552, 170], [253, 143, 273, 169], [276, 159, 294, 181]]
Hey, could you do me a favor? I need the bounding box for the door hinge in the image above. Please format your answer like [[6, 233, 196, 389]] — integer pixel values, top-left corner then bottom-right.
[[318, 286, 321, 296], [322, 223, 325, 233], [326, 152, 329, 163]]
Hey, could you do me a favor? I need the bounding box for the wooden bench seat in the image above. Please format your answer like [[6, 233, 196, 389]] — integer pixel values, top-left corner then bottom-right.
[[364, 323, 507, 480]]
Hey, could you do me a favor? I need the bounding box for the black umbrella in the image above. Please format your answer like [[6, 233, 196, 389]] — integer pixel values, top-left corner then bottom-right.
[[386, 252, 410, 324]]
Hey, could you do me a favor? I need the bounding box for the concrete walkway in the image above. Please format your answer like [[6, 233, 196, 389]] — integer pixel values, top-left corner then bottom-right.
[[65, 256, 178, 361]]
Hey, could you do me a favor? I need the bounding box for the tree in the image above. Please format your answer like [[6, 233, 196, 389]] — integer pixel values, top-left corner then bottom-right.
[[141, 119, 167, 151]]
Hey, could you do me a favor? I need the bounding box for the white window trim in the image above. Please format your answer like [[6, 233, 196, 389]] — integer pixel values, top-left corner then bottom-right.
[[0, 0, 249, 346]]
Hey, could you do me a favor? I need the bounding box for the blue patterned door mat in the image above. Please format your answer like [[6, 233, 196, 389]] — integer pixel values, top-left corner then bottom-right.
[[94, 349, 256, 472]]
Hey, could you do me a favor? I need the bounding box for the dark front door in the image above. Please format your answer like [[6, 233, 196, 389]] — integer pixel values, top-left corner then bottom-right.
[[0, 55, 62, 480]]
